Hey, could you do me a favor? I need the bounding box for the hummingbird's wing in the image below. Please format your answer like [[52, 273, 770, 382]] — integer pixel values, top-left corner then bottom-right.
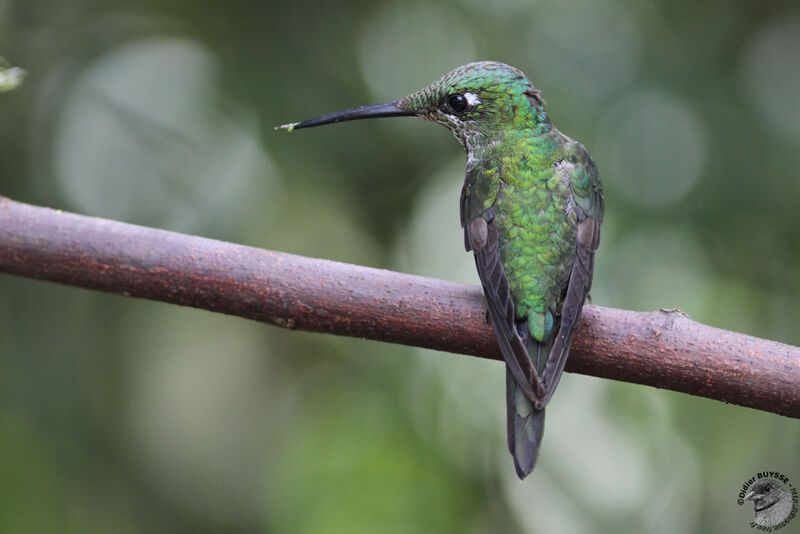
[[537, 148, 603, 406], [462, 158, 547, 477], [461, 160, 546, 402]]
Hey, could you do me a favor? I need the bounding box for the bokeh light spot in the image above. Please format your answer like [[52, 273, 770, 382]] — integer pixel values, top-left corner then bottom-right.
[[51, 36, 277, 234], [598, 90, 706, 208], [524, 0, 641, 98], [594, 226, 713, 318], [359, 2, 477, 103], [740, 19, 800, 138]]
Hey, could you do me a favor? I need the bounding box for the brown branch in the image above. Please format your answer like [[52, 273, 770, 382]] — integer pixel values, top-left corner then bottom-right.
[[1, 196, 798, 418]]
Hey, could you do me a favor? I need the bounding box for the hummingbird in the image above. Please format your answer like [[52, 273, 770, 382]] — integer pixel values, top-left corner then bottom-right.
[[279, 61, 603, 479]]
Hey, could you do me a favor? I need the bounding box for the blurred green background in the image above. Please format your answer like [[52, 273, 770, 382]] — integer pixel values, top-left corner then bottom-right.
[[2, 1, 799, 532]]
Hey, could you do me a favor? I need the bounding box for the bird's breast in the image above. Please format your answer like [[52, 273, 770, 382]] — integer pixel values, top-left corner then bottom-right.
[[492, 154, 577, 319]]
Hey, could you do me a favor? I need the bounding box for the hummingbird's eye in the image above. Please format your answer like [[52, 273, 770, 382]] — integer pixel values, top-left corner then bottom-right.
[[446, 94, 468, 114]]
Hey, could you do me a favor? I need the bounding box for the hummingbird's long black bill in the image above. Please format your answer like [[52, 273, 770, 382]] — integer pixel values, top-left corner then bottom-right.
[[277, 101, 414, 131]]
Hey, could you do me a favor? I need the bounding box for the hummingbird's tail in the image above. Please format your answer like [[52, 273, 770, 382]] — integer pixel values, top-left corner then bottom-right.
[[506, 367, 545, 479]]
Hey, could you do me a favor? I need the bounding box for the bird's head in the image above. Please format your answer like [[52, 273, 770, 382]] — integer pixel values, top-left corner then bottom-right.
[[279, 61, 550, 154], [745, 479, 788, 511]]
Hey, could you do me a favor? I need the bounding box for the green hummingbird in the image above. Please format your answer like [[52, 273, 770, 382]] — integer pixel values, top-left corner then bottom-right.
[[279, 61, 603, 479]]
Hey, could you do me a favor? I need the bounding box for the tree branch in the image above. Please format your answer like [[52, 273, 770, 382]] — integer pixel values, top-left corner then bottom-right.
[[1, 196, 798, 418]]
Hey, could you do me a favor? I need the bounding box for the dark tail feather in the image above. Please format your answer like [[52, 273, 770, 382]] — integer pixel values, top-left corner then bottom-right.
[[506, 368, 545, 479]]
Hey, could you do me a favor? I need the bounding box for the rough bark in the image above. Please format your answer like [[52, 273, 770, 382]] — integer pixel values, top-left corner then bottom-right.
[[1, 196, 798, 418]]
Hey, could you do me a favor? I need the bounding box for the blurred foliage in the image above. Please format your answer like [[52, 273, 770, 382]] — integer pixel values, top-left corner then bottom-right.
[[0, 56, 24, 92], [2, 0, 800, 532]]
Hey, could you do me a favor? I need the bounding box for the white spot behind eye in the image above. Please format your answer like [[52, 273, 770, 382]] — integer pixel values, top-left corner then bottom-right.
[[464, 92, 481, 106]]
